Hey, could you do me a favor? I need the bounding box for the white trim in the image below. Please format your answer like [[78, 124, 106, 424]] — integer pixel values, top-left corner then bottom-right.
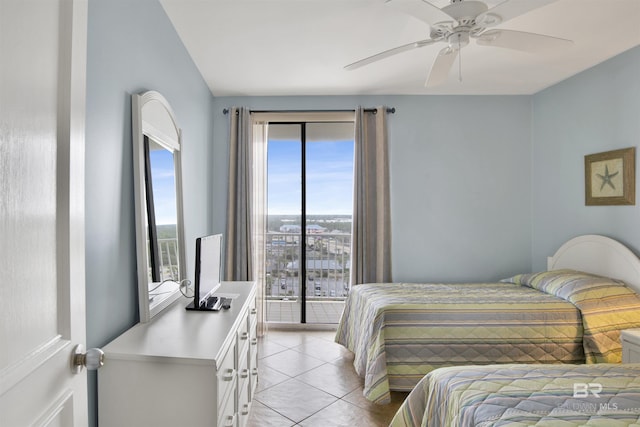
[[547, 234, 640, 294], [141, 121, 180, 152], [137, 91, 181, 139]]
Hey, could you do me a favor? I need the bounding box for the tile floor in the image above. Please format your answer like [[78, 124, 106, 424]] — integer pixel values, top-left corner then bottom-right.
[[248, 329, 408, 427]]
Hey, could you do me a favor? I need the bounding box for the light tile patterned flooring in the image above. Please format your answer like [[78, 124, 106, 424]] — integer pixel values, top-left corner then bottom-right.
[[249, 330, 408, 427]]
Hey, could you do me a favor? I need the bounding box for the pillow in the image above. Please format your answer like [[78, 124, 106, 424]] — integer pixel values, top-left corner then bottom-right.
[[501, 269, 621, 297], [503, 269, 640, 363], [500, 273, 527, 286]]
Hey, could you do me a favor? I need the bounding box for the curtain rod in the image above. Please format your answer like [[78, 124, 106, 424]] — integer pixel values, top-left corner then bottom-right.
[[222, 107, 395, 115]]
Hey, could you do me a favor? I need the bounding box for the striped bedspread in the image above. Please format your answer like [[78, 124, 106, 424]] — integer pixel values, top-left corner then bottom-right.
[[504, 270, 640, 363], [390, 363, 640, 427], [334, 282, 584, 404], [334, 270, 640, 405]]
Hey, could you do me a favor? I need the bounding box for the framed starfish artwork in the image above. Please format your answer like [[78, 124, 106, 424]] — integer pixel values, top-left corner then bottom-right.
[[585, 147, 635, 206]]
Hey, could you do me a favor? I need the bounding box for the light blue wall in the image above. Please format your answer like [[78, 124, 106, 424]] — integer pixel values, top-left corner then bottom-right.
[[531, 47, 640, 271], [85, 0, 214, 425], [213, 95, 533, 282]]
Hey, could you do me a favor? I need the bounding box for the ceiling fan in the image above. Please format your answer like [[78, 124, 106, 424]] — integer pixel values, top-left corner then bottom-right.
[[345, 0, 573, 87]]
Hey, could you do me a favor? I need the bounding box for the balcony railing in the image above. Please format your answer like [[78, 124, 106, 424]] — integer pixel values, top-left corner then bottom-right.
[[265, 231, 351, 300], [265, 231, 350, 323], [147, 238, 180, 282]]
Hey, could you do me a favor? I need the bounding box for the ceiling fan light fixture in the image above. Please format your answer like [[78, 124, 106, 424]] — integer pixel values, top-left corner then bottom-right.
[[448, 31, 470, 50]]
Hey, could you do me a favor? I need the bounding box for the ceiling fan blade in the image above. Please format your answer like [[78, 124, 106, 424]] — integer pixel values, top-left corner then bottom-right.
[[475, 29, 572, 52], [425, 47, 457, 88], [386, 0, 454, 26], [344, 39, 436, 70], [476, 0, 556, 27]]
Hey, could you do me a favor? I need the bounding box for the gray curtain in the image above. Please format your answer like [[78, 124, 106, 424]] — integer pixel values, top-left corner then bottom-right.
[[225, 107, 268, 335], [225, 107, 252, 281], [350, 107, 392, 285]]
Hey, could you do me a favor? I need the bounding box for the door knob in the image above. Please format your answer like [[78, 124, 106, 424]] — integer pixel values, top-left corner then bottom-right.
[[72, 344, 104, 374]]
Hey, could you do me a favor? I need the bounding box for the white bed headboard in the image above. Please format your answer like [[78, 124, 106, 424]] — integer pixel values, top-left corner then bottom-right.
[[547, 234, 640, 294]]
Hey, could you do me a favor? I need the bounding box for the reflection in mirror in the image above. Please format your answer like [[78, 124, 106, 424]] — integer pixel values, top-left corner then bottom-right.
[[132, 91, 185, 323], [144, 137, 179, 283]]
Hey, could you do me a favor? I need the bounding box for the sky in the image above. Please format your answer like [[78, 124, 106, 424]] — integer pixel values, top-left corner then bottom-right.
[[268, 139, 354, 215], [149, 149, 178, 225], [148, 134, 356, 222]]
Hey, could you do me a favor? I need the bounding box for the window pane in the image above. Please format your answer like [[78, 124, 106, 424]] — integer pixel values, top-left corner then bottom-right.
[[266, 124, 302, 323], [305, 123, 354, 323]]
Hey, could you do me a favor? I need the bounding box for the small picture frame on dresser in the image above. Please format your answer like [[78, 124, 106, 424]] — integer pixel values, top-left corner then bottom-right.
[[621, 329, 640, 363]]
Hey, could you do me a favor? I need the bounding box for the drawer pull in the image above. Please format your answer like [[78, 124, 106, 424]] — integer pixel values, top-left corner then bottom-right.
[[222, 368, 236, 381], [224, 414, 236, 427], [251, 367, 258, 376], [240, 368, 249, 379], [240, 332, 249, 340], [250, 338, 257, 345], [241, 404, 250, 415]]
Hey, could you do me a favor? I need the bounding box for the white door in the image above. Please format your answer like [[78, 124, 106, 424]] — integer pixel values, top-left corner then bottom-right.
[[0, 1, 89, 426]]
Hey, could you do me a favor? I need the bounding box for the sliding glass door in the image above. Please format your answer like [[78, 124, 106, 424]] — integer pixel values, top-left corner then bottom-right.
[[265, 120, 354, 324]]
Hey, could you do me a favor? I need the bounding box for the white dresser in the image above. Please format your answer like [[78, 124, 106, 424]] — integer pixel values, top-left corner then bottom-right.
[[98, 281, 258, 427], [621, 329, 640, 363]]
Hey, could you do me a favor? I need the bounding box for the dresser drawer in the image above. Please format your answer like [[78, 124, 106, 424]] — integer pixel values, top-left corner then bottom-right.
[[237, 371, 252, 427], [248, 298, 258, 398], [216, 338, 237, 409], [249, 348, 258, 397], [218, 385, 237, 427], [237, 311, 250, 345], [238, 357, 251, 385], [248, 297, 257, 328], [249, 321, 258, 368], [237, 311, 250, 371]]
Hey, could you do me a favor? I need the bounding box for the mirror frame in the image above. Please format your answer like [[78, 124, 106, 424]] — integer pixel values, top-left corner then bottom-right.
[[132, 90, 186, 322]]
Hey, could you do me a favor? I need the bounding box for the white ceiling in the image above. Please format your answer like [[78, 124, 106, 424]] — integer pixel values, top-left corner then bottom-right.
[[160, 0, 640, 96]]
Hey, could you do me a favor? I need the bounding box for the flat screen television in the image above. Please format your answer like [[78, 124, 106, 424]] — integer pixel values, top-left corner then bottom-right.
[[186, 233, 223, 311]]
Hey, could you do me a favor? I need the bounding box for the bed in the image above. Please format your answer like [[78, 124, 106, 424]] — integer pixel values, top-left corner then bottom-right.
[[390, 363, 640, 427], [334, 235, 640, 404]]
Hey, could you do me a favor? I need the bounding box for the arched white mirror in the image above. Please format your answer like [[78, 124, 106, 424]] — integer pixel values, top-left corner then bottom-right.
[[132, 91, 186, 322]]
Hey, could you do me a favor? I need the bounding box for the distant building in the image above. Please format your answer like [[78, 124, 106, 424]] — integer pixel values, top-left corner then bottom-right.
[[286, 259, 342, 272], [279, 224, 327, 234], [306, 224, 326, 233], [279, 224, 301, 233]]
